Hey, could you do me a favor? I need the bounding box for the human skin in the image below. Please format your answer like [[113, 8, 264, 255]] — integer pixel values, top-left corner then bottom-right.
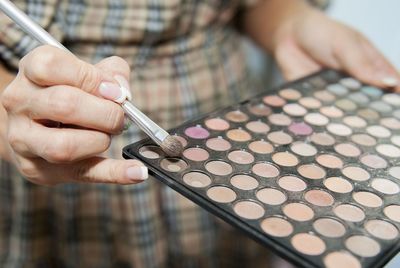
[[0, 0, 398, 186]]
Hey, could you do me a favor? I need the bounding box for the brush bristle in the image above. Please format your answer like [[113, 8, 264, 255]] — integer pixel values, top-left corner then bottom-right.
[[160, 136, 184, 157]]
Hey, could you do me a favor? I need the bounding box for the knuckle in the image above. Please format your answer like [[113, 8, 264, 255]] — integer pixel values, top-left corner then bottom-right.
[[18, 159, 39, 179], [106, 105, 124, 133], [1, 86, 18, 111], [77, 63, 102, 92], [42, 134, 75, 163], [47, 88, 78, 119], [28, 46, 60, 83]]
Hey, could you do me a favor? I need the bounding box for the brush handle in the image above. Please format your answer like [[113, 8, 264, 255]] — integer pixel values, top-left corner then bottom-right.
[[0, 0, 169, 144]]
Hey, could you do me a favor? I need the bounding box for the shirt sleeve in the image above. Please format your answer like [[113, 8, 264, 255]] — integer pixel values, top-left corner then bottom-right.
[[0, 0, 64, 71]]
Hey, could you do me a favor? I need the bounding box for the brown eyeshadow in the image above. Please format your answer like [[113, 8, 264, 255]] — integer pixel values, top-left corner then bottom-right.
[[225, 110, 249, 122]]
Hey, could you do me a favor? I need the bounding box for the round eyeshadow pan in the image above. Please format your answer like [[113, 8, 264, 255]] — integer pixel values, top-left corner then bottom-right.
[[345, 235, 381, 257], [349, 92, 369, 105], [139, 145, 163, 159], [304, 113, 329, 126], [268, 113, 292, 126], [335, 99, 357, 111], [327, 123, 352, 136], [174, 135, 188, 147], [371, 178, 400, 195], [358, 108, 380, 121], [226, 129, 252, 142], [365, 219, 399, 240], [370, 100, 392, 113], [320, 106, 344, 118], [334, 204, 365, 222], [267, 131, 293, 145], [233, 200, 264, 220], [389, 166, 400, 180], [245, 121, 270, 133], [340, 77, 361, 89], [342, 166, 370, 181], [299, 97, 322, 109], [247, 103, 272, 116], [256, 188, 287, 205], [351, 134, 377, 147], [263, 95, 286, 107], [360, 154, 387, 169], [272, 152, 299, 167], [366, 125, 391, 138], [384, 205, 400, 222], [288, 122, 313, 136], [260, 217, 293, 237], [206, 137, 231, 151], [316, 154, 343, 169], [392, 135, 400, 147], [183, 147, 209, 162], [327, 84, 348, 96], [291, 233, 326, 256], [283, 103, 307, 117], [304, 189, 334, 207], [204, 118, 230, 131], [290, 142, 317, 156], [207, 186, 236, 203], [252, 162, 280, 178], [225, 110, 249, 123], [183, 172, 212, 188], [353, 191, 383, 208], [227, 150, 255, 165], [230, 174, 259, 190], [376, 144, 400, 158], [283, 203, 314, 221], [279, 88, 302, 100], [361, 86, 383, 98], [313, 218, 346, 238], [343, 116, 367, 128], [310, 132, 335, 146], [382, 93, 400, 106], [324, 251, 361, 268], [278, 175, 307, 192], [205, 161, 233, 176], [324, 177, 353, 194], [381, 117, 400, 130], [160, 158, 188, 172], [314, 90, 336, 103], [298, 164, 326, 180], [334, 143, 361, 157], [185, 126, 210, 139], [248, 140, 274, 154]]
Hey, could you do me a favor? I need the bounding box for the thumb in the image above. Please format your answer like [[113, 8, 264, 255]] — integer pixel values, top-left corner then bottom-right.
[[96, 56, 132, 101]]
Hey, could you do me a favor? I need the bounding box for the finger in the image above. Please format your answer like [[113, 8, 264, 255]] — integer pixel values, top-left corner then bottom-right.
[[27, 157, 148, 185], [26, 85, 124, 134], [9, 117, 111, 163], [275, 39, 322, 81]]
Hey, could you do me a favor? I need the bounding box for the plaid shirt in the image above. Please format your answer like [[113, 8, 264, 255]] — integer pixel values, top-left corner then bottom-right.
[[0, 1, 328, 267]]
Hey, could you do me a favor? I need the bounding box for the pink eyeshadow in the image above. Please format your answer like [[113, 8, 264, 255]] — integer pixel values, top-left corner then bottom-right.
[[288, 122, 313, 136], [184, 126, 210, 139]]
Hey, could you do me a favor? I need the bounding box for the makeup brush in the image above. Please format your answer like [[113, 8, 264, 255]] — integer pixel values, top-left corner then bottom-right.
[[0, 0, 183, 156]]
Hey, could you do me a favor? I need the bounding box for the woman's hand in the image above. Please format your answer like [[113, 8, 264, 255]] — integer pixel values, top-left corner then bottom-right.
[[1, 45, 148, 186]]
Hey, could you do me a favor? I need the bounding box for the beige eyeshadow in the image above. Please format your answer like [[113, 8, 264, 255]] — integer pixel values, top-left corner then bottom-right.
[[139, 145, 163, 159], [343, 115, 367, 128], [383, 93, 400, 106], [384, 205, 400, 222], [256, 188, 286, 205], [305, 189, 334, 207], [376, 144, 400, 158], [324, 252, 361, 268], [226, 129, 252, 142], [334, 143, 361, 157], [320, 106, 344, 118], [365, 219, 399, 240], [392, 135, 400, 147], [299, 97, 322, 109], [342, 166, 370, 181], [283, 103, 307, 116], [371, 178, 399, 195], [316, 154, 343, 169], [183, 147, 209, 162], [304, 113, 329, 126], [225, 110, 249, 122], [381, 117, 400, 130], [272, 152, 299, 167], [366, 125, 391, 138], [260, 217, 293, 237], [310, 132, 335, 146], [160, 158, 188, 172], [252, 163, 280, 178], [351, 134, 377, 147], [207, 186, 236, 203], [206, 137, 231, 151], [334, 204, 365, 222], [335, 99, 357, 111], [345, 235, 381, 257], [298, 164, 326, 180], [291, 233, 326, 256], [233, 200, 265, 219], [358, 108, 379, 120], [324, 177, 353, 193], [278, 176, 307, 192], [353, 191, 382, 208], [230, 174, 259, 190], [314, 90, 336, 103], [340, 77, 361, 89], [183, 172, 211, 188], [174, 135, 188, 147], [279, 88, 302, 100], [283, 203, 314, 221], [268, 113, 292, 126], [227, 150, 255, 165], [263, 95, 286, 107], [205, 161, 233, 176], [245, 121, 270, 133], [205, 118, 230, 131], [248, 103, 272, 116], [313, 218, 346, 238], [267, 131, 293, 145], [248, 140, 274, 154], [290, 142, 317, 156], [327, 123, 352, 136], [389, 166, 400, 180]]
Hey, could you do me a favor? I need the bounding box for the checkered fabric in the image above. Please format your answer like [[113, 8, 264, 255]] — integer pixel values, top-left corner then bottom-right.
[[0, 0, 328, 267]]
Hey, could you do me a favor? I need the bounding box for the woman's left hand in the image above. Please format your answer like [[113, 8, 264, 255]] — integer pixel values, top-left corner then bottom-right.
[[271, 7, 400, 91]]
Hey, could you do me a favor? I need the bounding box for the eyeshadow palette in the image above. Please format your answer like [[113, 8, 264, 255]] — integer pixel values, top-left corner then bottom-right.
[[123, 70, 400, 268]]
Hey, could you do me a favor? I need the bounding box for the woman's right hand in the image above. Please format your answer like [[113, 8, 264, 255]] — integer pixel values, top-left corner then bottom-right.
[[1, 45, 148, 186]]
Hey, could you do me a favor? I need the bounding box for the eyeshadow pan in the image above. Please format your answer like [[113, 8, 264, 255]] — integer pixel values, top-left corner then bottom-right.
[[365, 219, 399, 240], [353, 191, 383, 208], [283, 103, 307, 117], [298, 164, 326, 180], [139, 145, 163, 159], [227, 150, 255, 165], [320, 106, 344, 118], [394, 109, 400, 120], [291, 233, 325, 255], [370, 101, 392, 113], [288, 122, 313, 136], [205, 161, 233, 176], [348, 92, 369, 105], [345, 235, 381, 257], [392, 135, 400, 147], [160, 158, 188, 172], [316, 154, 343, 169], [342, 166, 370, 181], [340, 77, 361, 89], [248, 140, 274, 154], [256, 188, 286, 205], [304, 113, 329, 126], [272, 152, 299, 167], [305, 189, 334, 207], [183, 172, 211, 188], [358, 108, 379, 121], [279, 88, 301, 100], [230, 174, 259, 190], [381, 117, 400, 130], [183, 147, 209, 162], [382, 93, 400, 106], [174, 135, 188, 147], [351, 134, 377, 147], [299, 97, 322, 109], [327, 123, 352, 136], [334, 143, 361, 157], [361, 86, 383, 98], [233, 200, 264, 219], [343, 115, 367, 128], [278, 175, 306, 192], [283, 203, 314, 221], [268, 113, 292, 126], [226, 129, 251, 142], [207, 186, 236, 203], [335, 99, 357, 111], [260, 217, 293, 237], [263, 95, 286, 107], [366, 125, 391, 138], [334, 204, 365, 222], [324, 252, 361, 268], [245, 121, 270, 133], [206, 137, 231, 151], [248, 103, 272, 116], [389, 166, 400, 180], [376, 144, 400, 158], [205, 118, 230, 131], [313, 218, 346, 238], [252, 162, 280, 178], [225, 110, 249, 123], [327, 84, 348, 96], [384, 205, 400, 222], [267, 131, 293, 145], [310, 132, 335, 146], [314, 90, 336, 103], [185, 126, 210, 139], [290, 142, 317, 156], [324, 177, 353, 193], [360, 154, 387, 169], [371, 178, 400, 195]]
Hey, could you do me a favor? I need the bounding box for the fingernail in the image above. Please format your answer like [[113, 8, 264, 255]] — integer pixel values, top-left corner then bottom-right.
[[381, 77, 399, 87], [99, 82, 122, 100], [126, 166, 148, 181], [114, 75, 132, 100]]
